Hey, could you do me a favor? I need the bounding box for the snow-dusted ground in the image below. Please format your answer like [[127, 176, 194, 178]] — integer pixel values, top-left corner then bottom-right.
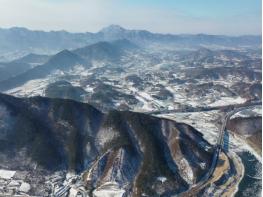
[[157, 108, 262, 162], [0, 170, 16, 179], [158, 108, 261, 197], [157, 110, 221, 145], [4, 48, 257, 114], [5, 77, 54, 97], [208, 96, 246, 107], [157, 177, 167, 184], [92, 182, 125, 197], [231, 105, 262, 119], [0, 48, 261, 197]]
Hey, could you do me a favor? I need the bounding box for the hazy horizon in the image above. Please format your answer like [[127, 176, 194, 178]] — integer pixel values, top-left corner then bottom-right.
[[0, 0, 261, 36], [0, 24, 262, 37]]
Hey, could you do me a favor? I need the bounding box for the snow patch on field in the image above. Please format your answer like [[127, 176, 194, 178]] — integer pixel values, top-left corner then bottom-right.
[[157, 110, 221, 145], [0, 169, 16, 179], [231, 105, 262, 119], [96, 127, 119, 147], [209, 96, 246, 107], [157, 177, 167, 183], [69, 65, 91, 77], [5, 78, 51, 97], [177, 158, 194, 184], [19, 182, 31, 193], [93, 182, 125, 197]]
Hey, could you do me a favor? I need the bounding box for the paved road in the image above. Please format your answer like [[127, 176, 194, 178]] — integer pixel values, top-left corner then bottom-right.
[[178, 105, 256, 196], [198, 108, 246, 184], [54, 104, 259, 197], [147, 100, 261, 115]]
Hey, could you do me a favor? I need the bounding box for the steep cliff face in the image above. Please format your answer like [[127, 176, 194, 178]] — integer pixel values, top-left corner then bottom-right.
[[0, 93, 213, 196]]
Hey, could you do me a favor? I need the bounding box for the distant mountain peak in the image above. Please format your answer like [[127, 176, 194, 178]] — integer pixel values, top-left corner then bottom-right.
[[99, 24, 126, 33], [47, 49, 74, 62], [56, 49, 72, 56], [46, 49, 84, 66]]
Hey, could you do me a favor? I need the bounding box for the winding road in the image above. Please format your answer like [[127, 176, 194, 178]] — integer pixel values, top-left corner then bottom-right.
[[53, 105, 258, 197], [179, 106, 255, 196]]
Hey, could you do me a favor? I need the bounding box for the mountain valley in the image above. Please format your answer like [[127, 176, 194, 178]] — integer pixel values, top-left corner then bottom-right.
[[0, 25, 261, 197]]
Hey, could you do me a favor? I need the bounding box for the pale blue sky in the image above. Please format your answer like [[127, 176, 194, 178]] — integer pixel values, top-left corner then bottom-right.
[[0, 0, 261, 35]]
